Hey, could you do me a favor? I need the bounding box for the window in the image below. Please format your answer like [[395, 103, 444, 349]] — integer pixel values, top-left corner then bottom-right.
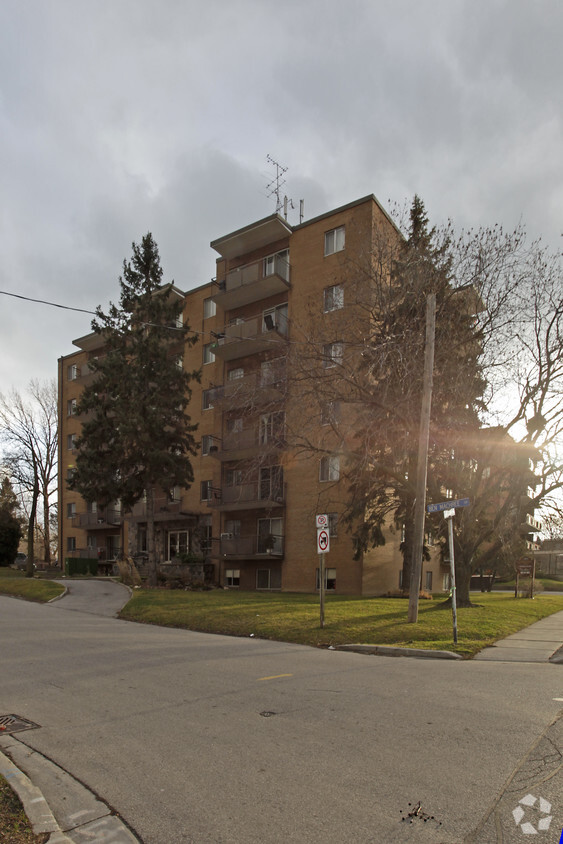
[[320, 402, 341, 426], [261, 358, 284, 386], [228, 367, 244, 381], [225, 468, 243, 487], [225, 569, 240, 587], [203, 297, 216, 319], [168, 530, 189, 560], [256, 568, 282, 589], [316, 568, 337, 590], [227, 417, 243, 434], [67, 536, 76, 551], [202, 390, 214, 410], [203, 344, 215, 364], [319, 455, 340, 482], [259, 466, 283, 501], [67, 364, 79, 381], [199, 515, 212, 554], [175, 354, 183, 369], [328, 513, 338, 537], [399, 570, 404, 589], [67, 433, 77, 450], [225, 519, 241, 538], [323, 342, 343, 368], [138, 528, 147, 553], [67, 399, 77, 416], [425, 571, 433, 591], [443, 573, 451, 591], [324, 226, 345, 256], [201, 435, 214, 456], [168, 486, 181, 503], [323, 284, 344, 312], [200, 480, 212, 501], [67, 467, 76, 482], [67, 502, 76, 518], [263, 249, 289, 281], [259, 411, 285, 444], [258, 517, 283, 554], [263, 303, 288, 336]]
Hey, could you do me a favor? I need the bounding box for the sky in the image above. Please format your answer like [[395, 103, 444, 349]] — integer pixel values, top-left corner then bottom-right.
[[1, 0, 562, 400]]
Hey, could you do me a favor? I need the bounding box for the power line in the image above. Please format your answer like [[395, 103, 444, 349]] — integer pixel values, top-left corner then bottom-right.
[[0, 289, 97, 315]]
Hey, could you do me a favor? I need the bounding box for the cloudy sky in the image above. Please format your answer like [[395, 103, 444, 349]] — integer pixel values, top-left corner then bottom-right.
[[1, 0, 562, 399]]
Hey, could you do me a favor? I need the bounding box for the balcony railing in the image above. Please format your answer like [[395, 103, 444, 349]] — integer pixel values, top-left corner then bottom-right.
[[210, 428, 285, 461], [130, 496, 183, 521], [208, 482, 285, 511], [219, 534, 284, 558], [211, 255, 291, 310], [208, 368, 287, 410], [72, 507, 122, 529], [211, 313, 289, 361]]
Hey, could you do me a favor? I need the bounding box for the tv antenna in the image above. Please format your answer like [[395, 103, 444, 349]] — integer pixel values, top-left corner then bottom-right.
[[265, 155, 303, 222]]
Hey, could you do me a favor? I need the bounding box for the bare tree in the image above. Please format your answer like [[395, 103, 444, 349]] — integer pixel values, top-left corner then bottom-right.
[[0, 379, 58, 574]]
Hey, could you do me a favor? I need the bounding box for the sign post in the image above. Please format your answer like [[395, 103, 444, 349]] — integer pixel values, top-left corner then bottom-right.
[[427, 498, 470, 645], [316, 515, 329, 629]]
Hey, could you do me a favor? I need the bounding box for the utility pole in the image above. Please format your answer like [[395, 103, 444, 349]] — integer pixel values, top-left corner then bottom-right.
[[408, 294, 436, 623]]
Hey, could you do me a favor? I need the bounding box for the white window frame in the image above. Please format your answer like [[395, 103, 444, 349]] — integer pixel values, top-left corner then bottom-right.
[[67, 399, 77, 416], [262, 303, 288, 336], [321, 401, 341, 426], [168, 530, 189, 560], [67, 364, 79, 381], [201, 434, 213, 456], [200, 480, 212, 501], [323, 284, 344, 312], [328, 513, 338, 537], [324, 226, 345, 256], [228, 367, 244, 381], [225, 568, 240, 587], [319, 455, 340, 482], [203, 297, 216, 319], [67, 502, 76, 518], [67, 433, 77, 450], [323, 342, 343, 368], [316, 567, 337, 590], [202, 390, 214, 410], [263, 249, 289, 280], [203, 344, 215, 364]]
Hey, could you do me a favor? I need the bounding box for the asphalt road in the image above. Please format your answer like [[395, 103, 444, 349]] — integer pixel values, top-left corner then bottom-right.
[[1, 582, 562, 843]]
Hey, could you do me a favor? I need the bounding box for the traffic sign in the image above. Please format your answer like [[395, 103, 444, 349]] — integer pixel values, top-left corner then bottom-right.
[[316, 514, 328, 528], [427, 498, 470, 513], [317, 528, 330, 554]]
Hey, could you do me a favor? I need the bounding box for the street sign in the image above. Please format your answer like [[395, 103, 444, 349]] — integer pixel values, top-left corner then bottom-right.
[[316, 514, 328, 528], [317, 528, 330, 554], [427, 498, 470, 513]]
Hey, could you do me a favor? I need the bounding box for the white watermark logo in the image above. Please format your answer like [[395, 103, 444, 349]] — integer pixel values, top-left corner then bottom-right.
[[512, 794, 552, 835]]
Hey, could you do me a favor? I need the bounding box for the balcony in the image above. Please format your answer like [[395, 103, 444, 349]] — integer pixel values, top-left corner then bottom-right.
[[209, 368, 287, 410], [208, 482, 285, 512], [211, 254, 290, 310], [72, 507, 122, 529], [219, 534, 284, 559], [520, 513, 542, 533], [210, 428, 285, 462], [210, 313, 289, 362], [130, 496, 188, 522]]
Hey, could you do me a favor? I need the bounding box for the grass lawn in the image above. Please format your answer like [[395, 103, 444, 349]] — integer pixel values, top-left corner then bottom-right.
[[119, 589, 563, 658], [0, 775, 45, 843], [0, 568, 64, 603]]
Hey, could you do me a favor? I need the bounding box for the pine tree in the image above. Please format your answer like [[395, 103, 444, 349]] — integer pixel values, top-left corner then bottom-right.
[[70, 234, 200, 585], [0, 477, 22, 566]]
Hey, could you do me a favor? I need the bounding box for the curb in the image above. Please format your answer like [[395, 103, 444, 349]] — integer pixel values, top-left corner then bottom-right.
[[335, 643, 462, 659], [0, 748, 73, 842]]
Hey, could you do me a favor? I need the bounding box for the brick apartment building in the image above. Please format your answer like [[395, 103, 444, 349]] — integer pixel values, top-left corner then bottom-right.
[[58, 195, 457, 595]]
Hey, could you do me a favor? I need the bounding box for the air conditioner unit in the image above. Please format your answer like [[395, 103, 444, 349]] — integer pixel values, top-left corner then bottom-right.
[[221, 532, 234, 540]]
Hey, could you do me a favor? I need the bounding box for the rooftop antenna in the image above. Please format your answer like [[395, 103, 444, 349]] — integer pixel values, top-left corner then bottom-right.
[[266, 154, 288, 215]]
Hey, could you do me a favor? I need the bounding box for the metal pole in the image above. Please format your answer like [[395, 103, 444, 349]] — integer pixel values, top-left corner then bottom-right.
[[447, 515, 458, 644], [319, 552, 325, 629], [408, 294, 436, 623]]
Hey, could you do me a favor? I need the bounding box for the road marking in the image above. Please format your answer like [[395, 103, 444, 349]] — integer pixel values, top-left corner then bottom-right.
[[257, 674, 293, 681], [553, 698, 563, 702]]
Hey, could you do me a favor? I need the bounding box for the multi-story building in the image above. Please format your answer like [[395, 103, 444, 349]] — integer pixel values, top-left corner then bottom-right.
[[58, 195, 453, 594]]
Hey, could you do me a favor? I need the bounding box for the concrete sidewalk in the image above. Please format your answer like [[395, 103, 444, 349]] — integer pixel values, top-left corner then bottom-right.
[[0, 733, 140, 843], [474, 608, 563, 663]]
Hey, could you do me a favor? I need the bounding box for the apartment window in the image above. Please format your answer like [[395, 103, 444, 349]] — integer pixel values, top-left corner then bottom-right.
[[256, 568, 282, 590], [168, 486, 181, 503], [138, 528, 147, 553], [316, 568, 337, 591], [168, 530, 189, 560], [263, 303, 288, 336], [203, 344, 215, 364], [261, 358, 284, 386], [67, 399, 77, 416], [203, 297, 216, 319], [67, 364, 79, 381], [225, 468, 243, 487], [67, 502, 76, 518], [67, 467, 76, 482], [225, 569, 240, 587], [87, 501, 98, 514], [201, 435, 214, 456], [323, 284, 344, 312], [323, 342, 343, 368], [319, 455, 340, 482], [263, 249, 289, 281], [321, 401, 341, 426], [259, 466, 283, 501], [226, 417, 243, 434], [200, 515, 212, 554], [425, 571, 433, 591], [175, 354, 183, 369], [324, 225, 345, 256], [228, 367, 244, 381], [67, 536, 76, 551], [259, 411, 285, 444], [225, 519, 241, 538], [399, 570, 404, 589], [67, 433, 77, 450], [443, 573, 452, 591], [328, 513, 338, 538], [200, 480, 212, 501], [258, 517, 283, 554], [202, 390, 214, 410]]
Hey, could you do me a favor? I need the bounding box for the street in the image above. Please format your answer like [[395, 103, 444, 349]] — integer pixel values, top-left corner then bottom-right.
[[1, 582, 562, 843]]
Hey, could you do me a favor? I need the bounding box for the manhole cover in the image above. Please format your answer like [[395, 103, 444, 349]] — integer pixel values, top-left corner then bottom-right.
[[0, 714, 40, 735]]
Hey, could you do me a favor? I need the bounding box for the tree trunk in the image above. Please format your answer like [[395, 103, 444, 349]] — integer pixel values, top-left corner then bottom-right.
[[455, 559, 473, 607], [26, 475, 39, 579], [42, 492, 51, 563], [146, 484, 158, 587]]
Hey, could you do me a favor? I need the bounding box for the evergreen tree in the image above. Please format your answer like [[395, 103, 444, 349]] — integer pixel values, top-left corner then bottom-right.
[[69, 234, 200, 585], [0, 477, 22, 566]]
